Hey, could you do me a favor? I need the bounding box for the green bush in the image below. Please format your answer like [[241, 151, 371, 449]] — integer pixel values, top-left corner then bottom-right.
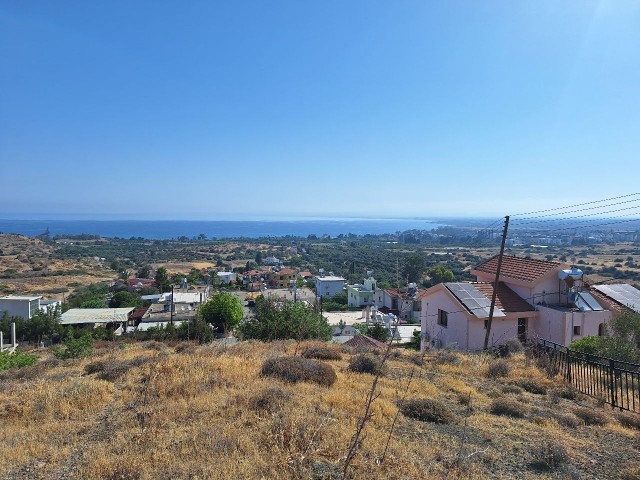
[[0, 350, 38, 371], [52, 334, 94, 359], [398, 398, 455, 424], [261, 356, 337, 387]]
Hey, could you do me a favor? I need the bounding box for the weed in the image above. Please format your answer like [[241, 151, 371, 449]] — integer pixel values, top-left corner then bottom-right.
[[397, 398, 456, 424], [261, 356, 337, 387], [490, 397, 526, 418], [0, 350, 38, 371]]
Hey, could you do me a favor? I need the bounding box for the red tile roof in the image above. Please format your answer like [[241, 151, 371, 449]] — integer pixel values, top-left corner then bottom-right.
[[298, 271, 313, 277], [276, 268, 296, 276], [471, 282, 535, 313], [474, 255, 562, 283], [343, 334, 387, 351]]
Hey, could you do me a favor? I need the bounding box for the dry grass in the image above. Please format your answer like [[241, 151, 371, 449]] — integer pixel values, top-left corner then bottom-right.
[[0, 342, 637, 479]]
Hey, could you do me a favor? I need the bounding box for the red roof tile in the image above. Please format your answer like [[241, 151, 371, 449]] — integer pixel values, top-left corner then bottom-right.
[[587, 286, 625, 315], [343, 334, 387, 350], [474, 255, 562, 283], [471, 282, 535, 313]]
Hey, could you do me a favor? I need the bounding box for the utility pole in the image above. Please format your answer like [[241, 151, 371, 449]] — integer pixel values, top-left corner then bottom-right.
[[170, 284, 175, 325], [483, 215, 510, 350]]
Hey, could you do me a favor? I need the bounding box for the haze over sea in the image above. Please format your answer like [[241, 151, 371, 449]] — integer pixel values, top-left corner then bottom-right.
[[0, 218, 444, 240]]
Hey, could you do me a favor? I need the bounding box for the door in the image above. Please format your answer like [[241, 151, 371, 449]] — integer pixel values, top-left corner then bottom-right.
[[517, 318, 528, 344]]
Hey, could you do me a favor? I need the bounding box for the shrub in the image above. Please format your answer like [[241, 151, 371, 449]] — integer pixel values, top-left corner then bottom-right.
[[0, 350, 38, 371], [52, 334, 94, 360], [555, 413, 582, 428], [261, 356, 337, 387], [249, 387, 291, 412], [435, 350, 461, 365], [556, 385, 578, 400], [490, 397, 526, 418], [302, 346, 342, 361], [529, 441, 569, 471], [487, 359, 510, 379], [616, 411, 640, 431], [498, 338, 524, 357], [397, 398, 455, 424], [501, 384, 523, 395], [621, 462, 640, 480], [348, 354, 385, 376], [84, 360, 107, 375], [572, 407, 607, 426], [513, 378, 547, 395]]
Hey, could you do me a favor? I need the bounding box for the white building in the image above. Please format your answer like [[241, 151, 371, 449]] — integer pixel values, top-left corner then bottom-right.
[[217, 271, 237, 284], [346, 273, 377, 307], [315, 276, 346, 298], [0, 295, 43, 319]]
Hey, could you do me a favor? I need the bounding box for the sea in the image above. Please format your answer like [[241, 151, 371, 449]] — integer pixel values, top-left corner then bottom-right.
[[0, 218, 445, 240]]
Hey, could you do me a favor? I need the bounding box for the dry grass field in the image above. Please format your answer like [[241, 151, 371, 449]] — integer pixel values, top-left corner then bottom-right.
[[0, 235, 113, 298], [1, 341, 639, 480]]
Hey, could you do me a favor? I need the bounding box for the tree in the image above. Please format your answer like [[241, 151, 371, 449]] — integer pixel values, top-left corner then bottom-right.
[[255, 251, 263, 264], [402, 254, 426, 284], [427, 264, 455, 286], [239, 296, 332, 341], [199, 292, 244, 336], [155, 267, 170, 292], [109, 291, 141, 308], [368, 322, 389, 343], [136, 265, 151, 279]]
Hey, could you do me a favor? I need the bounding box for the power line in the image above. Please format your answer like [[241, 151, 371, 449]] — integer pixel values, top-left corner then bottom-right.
[[510, 192, 640, 217], [511, 198, 640, 222], [508, 217, 640, 236], [510, 205, 640, 226]]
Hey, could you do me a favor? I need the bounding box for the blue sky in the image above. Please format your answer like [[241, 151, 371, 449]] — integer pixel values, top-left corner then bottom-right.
[[1, 1, 639, 220]]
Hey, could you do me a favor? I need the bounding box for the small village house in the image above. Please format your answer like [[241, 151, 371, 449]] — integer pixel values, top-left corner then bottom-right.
[[315, 275, 346, 298], [421, 256, 613, 351]]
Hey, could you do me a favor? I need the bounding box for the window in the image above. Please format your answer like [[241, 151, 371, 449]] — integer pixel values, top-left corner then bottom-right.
[[437, 309, 448, 328], [573, 326, 581, 336]]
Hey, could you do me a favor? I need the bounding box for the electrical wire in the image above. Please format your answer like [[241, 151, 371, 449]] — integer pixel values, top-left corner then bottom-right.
[[510, 192, 640, 217]]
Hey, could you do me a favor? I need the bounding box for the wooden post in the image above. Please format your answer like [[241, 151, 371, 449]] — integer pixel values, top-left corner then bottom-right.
[[483, 216, 510, 350]]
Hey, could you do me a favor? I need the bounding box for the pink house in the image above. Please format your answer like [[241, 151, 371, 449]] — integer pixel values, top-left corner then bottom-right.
[[421, 256, 612, 351]]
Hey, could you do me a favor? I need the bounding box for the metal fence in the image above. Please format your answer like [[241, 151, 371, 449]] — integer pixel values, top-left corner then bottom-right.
[[534, 338, 640, 413]]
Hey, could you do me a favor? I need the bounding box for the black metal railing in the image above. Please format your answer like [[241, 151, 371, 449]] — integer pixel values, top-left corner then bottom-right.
[[534, 338, 640, 413]]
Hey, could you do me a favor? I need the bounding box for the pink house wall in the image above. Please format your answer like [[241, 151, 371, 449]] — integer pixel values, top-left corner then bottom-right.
[[421, 287, 537, 351]]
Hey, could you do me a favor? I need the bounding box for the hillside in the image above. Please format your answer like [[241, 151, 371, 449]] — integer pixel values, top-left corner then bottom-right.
[[1, 341, 638, 479], [0, 234, 114, 298]]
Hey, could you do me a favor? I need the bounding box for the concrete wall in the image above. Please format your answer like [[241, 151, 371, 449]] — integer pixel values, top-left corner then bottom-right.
[[531, 306, 612, 346], [421, 289, 470, 350], [0, 298, 40, 319]]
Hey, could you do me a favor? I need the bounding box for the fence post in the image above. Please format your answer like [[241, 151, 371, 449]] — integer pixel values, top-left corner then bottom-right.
[[566, 349, 572, 383], [609, 359, 617, 409]]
